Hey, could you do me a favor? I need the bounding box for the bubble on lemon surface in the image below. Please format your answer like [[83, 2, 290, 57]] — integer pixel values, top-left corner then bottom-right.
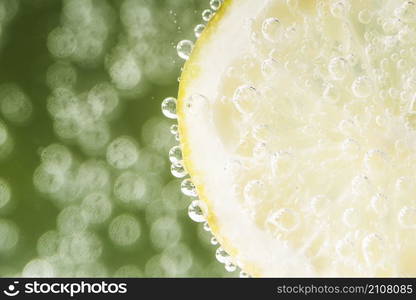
[[181, 178, 197, 197], [0, 178, 11, 210], [150, 216, 181, 250], [398, 206, 416, 228], [202, 9, 213, 22], [81, 192, 112, 225], [106, 136, 139, 169], [161, 97, 177, 119], [188, 200, 207, 223], [22, 259, 55, 278], [352, 76, 373, 98], [177, 40, 194, 60], [114, 172, 146, 205], [232, 85, 260, 115], [194, 24, 206, 38], [0, 219, 18, 252], [262, 18, 282, 43], [171, 162, 187, 178], [0, 84, 32, 124], [108, 214, 141, 247]]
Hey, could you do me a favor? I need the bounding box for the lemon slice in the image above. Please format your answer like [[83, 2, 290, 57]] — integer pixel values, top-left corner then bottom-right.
[[177, 0, 416, 277]]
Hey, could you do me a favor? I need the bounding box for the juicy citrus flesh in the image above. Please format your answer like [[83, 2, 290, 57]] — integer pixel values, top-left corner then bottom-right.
[[178, 0, 416, 277]]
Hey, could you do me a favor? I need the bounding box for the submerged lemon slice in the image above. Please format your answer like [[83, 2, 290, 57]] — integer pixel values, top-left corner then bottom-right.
[[178, 0, 416, 277]]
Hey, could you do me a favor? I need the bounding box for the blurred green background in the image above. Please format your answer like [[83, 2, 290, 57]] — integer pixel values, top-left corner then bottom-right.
[[0, 0, 234, 277]]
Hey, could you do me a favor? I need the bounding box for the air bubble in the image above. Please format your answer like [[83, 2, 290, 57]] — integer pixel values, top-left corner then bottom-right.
[[87, 82, 119, 119], [225, 262, 237, 272], [40, 144, 72, 174], [232, 85, 260, 115], [0, 179, 11, 210], [46, 61, 77, 89], [181, 178, 197, 197], [342, 207, 360, 228], [328, 57, 347, 80], [0, 219, 18, 252], [184, 94, 208, 114], [396, 1, 416, 23], [310, 195, 329, 216], [261, 18, 282, 43], [161, 97, 177, 119], [106, 136, 139, 169], [114, 172, 146, 204], [47, 26, 77, 58], [0, 84, 32, 124], [215, 247, 231, 264], [203, 222, 211, 232], [57, 206, 87, 234], [150, 217, 181, 250], [194, 24, 206, 38], [398, 206, 416, 228], [362, 233, 384, 265], [109, 214, 141, 247], [352, 76, 373, 98], [358, 9, 372, 24], [37, 230, 59, 257], [188, 200, 207, 223], [33, 165, 65, 194], [176, 40, 194, 60], [239, 271, 250, 278], [267, 208, 299, 232], [323, 84, 340, 102], [210, 0, 222, 10], [22, 259, 55, 277], [202, 9, 213, 22], [330, 0, 350, 18], [261, 58, 281, 77], [81, 192, 112, 225], [210, 237, 218, 245], [109, 54, 141, 90], [244, 180, 267, 206], [169, 145, 183, 165], [171, 163, 187, 178]]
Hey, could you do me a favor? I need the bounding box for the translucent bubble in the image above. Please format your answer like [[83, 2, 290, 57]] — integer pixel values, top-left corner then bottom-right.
[[106, 136, 139, 169], [176, 40, 194, 60], [215, 247, 231, 264], [142, 117, 175, 153], [202, 9, 213, 22], [47, 26, 77, 58], [171, 162, 187, 178], [210, 237, 218, 245], [37, 230, 60, 257], [262, 17, 282, 42], [323, 83, 340, 102], [87, 82, 119, 119], [194, 24, 206, 38], [69, 231, 102, 263], [225, 262, 237, 272], [22, 259, 55, 277], [328, 57, 347, 80], [168, 145, 182, 164], [240, 271, 250, 278], [398, 206, 416, 228], [160, 243, 193, 276], [57, 205, 87, 234], [46, 88, 79, 120], [150, 216, 181, 250], [0, 219, 18, 252], [145, 255, 165, 277], [184, 93, 208, 114], [40, 144, 72, 174], [261, 58, 282, 78], [81, 192, 112, 225], [170, 124, 179, 136], [0, 178, 11, 210], [114, 265, 142, 278], [109, 54, 141, 90], [396, 1, 416, 23], [362, 233, 384, 265], [78, 123, 111, 155], [0, 84, 32, 124], [342, 207, 361, 228], [330, 0, 350, 18], [76, 159, 110, 193], [310, 195, 329, 216], [181, 178, 197, 197], [358, 9, 373, 24], [188, 200, 207, 223], [352, 76, 373, 98], [109, 214, 141, 247], [161, 97, 177, 119], [267, 208, 299, 232], [203, 221, 211, 232], [33, 165, 65, 194], [114, 171, 146, 204], [210, 0, 222, 10], [232, 85, 260, 115]]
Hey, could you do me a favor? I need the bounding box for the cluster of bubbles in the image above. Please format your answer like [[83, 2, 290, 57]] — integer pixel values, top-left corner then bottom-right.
[[0, 0, 234, 278], [164, 0, 250, 277]]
